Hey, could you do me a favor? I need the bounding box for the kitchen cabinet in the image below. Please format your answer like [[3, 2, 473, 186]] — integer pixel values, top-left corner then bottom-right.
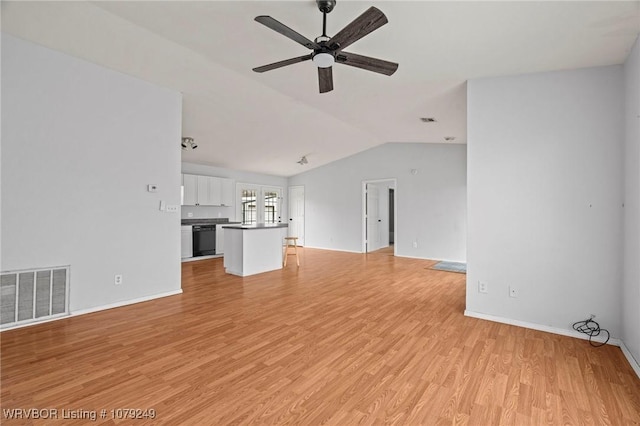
[[181, 174, 235, 206], [209, 177, 234, 207], [208, 177, 223, 206], [215, 224, 225, 254], [182, 174, 198, 206], [181, 225, 193, 258], [196, 176, 211, 205], [220, 178, 234, 206], [223, 224, 289, 276]]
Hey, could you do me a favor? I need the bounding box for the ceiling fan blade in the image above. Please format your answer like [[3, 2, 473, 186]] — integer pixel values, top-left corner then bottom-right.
[[336, 51, 398, 76], [255, 16, 320, 50], [253, 54, 312, 73], [327, 7, 388, 51], [318, 67, 333, 93]]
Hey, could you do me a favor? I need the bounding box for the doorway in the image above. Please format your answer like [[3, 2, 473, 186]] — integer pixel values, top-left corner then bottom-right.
[[362, 179, 397, 254], [389, 188, 395, 245], [236, 184, 283, 225]]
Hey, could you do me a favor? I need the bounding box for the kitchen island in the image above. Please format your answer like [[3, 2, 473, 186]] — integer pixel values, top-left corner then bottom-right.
[[222, 223, 289, 277]]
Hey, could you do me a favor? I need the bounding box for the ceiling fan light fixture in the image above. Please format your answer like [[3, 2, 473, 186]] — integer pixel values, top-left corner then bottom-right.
[[312, 52, 335, 68]]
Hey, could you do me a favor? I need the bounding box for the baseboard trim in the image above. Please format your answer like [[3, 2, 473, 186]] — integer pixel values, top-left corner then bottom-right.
[[463, 310, 622, 346], [303, 245, 362, 254], [72, 290, 183, 316], [1, 289, 183, 332], [395, 254, 465, 262], [394, 254, 429, 260], [181, 254, 221, 263], [620, 341, 640, 379]]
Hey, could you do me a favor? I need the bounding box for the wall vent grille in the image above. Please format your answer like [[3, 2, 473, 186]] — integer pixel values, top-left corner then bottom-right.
[[1, 266, 70, 329]]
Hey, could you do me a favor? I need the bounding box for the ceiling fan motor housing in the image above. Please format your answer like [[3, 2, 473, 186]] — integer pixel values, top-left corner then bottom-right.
[[317, 0, 336, 14]]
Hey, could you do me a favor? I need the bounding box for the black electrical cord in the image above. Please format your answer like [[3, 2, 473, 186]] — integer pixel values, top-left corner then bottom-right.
[[573, 316, 610, 347]]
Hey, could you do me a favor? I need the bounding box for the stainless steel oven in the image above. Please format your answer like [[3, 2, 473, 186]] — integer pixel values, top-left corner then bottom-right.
[[192, 225, 216, 256]]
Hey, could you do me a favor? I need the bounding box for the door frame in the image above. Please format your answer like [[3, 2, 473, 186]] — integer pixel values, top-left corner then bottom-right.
[[362, 178, 397, 255], [288, 185, 305, 246], [236, 183, 283, 225]]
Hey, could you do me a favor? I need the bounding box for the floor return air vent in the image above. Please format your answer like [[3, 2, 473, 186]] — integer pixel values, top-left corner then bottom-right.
[[1, 266, 70, 329]]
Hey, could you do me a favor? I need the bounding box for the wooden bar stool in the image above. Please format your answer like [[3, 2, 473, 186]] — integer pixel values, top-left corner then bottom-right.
[[283, 237, 300, 267]]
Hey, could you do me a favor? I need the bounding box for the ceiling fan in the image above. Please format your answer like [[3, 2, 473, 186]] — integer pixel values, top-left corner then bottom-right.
[[252, 0, 398, 93]]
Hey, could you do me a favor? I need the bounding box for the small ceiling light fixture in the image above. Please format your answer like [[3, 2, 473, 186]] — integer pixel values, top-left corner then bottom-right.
[[444, 136, 456, 142], [297, 156, 309, 165], [312, 52, 335, 68], [420, 117, 437, 123], [181, 137, 197, 150]]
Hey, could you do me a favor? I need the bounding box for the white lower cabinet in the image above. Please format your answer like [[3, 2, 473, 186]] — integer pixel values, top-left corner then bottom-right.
[[181, 225, 193, 258], [216, 225, 225, 254]]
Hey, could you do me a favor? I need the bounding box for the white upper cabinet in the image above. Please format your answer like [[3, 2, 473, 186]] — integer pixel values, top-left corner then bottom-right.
[[196, 175, 211, 205], [208, 177, 223, 206], [182, 174, 198, 206], [181, 174, 234, 206], [220, 178, 234, 206]]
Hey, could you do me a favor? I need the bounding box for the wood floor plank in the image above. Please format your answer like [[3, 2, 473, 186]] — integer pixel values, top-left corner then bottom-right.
[[1, 248, 639, 425]]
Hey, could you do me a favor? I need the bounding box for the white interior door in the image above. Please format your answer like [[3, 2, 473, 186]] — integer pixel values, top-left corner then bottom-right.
[[288, 186, 304, 246], [366, 183, 381, 252]]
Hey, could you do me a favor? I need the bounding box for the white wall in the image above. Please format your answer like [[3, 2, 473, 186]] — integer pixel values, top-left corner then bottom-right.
[[288, 143, 467, 261], [623, 37, 640, 364], [181, 162, 288, 221], [467, 65, 624, 336], [1, 34, 182, 312]]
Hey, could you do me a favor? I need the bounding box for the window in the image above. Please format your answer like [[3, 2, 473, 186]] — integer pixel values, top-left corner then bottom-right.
[[237, 185, 282, 225], [241, 189, 257, 225], [263, 189, 279, 224]]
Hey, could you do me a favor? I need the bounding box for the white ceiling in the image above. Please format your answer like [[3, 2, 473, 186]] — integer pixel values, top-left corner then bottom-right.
[[3, 1, 639, 176]]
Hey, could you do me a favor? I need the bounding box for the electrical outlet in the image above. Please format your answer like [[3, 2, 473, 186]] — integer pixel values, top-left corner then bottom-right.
[[509, 286, 518, 298], [412, 241, 418, 248], [114, 274, 123, 285], [187, 212, 193, 218], [478, 281, 488, 294]]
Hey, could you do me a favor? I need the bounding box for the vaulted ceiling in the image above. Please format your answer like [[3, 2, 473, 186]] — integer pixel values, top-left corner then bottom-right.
[[3, 1, 639, 176]]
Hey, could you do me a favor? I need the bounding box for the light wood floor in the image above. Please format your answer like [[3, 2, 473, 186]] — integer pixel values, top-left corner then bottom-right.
[[2, 248, 639, 425]]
